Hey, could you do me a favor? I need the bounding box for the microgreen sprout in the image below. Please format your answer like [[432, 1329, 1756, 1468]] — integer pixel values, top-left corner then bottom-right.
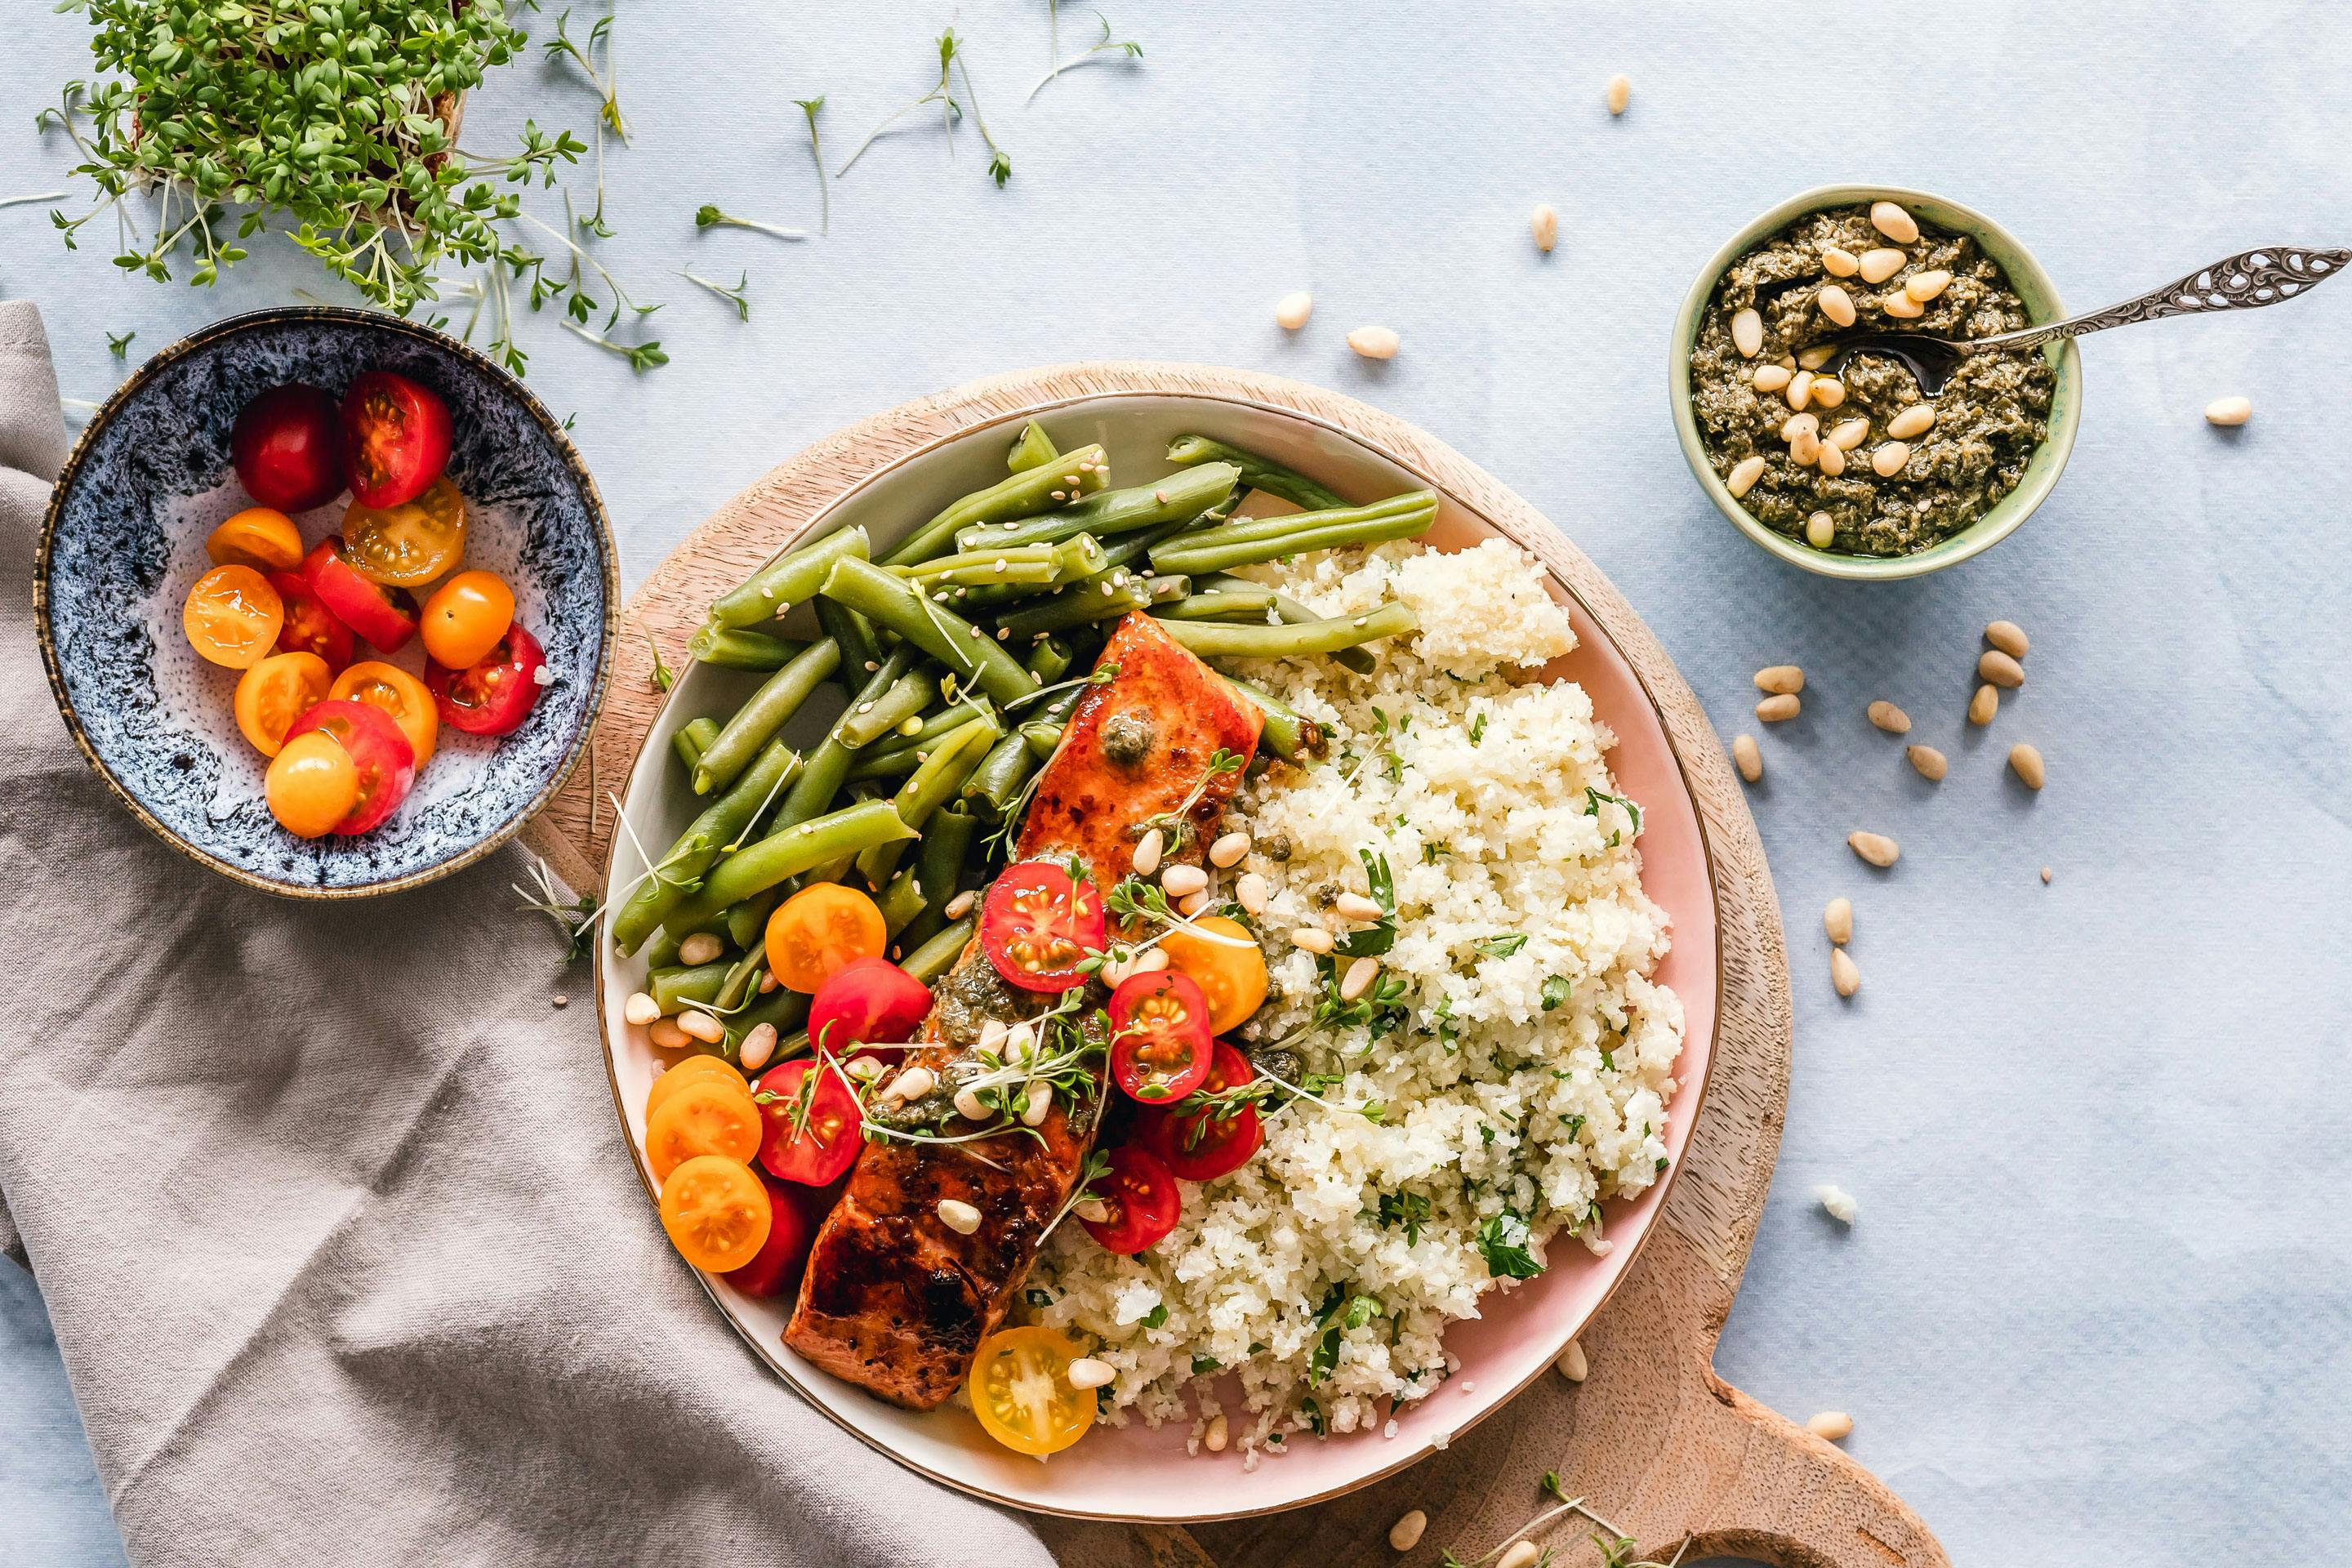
[[513, 855, 599, 962], [1002, 661, 1117, 714], [1135, 746, 1246, 851], [676, 268, 752, 322], [105, 329, 134, 359], [839, 29, 1012, 187], [1104, 875, 1255, 949], [1440, 1485, 1690, 1568], [0, 191, 68, 212], [564, 318, 669, 372], [1026, 10, 1143, 102], [543, 10, 632, 145], [644, 629, 675, 690], [795, 97, 831, 235], [1039, 1147, 1115, 1243], [693, 204, 808, 243]]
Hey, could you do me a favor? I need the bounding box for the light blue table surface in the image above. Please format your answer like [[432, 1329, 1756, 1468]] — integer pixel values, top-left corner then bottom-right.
[[7, 3, 2350, 1564]]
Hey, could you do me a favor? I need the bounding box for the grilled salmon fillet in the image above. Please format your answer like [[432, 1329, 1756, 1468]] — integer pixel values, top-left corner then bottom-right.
[[784, 613, 1263, 1409]]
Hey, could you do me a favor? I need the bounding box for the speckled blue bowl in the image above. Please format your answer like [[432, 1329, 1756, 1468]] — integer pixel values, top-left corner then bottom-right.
[[35, 308, 617, 898]]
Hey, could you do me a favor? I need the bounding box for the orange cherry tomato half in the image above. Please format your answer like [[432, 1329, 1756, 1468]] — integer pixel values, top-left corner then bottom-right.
[[720, 1174, 819, 1298], [659, 1154, 773, 1274], [328, 661, 439, 768], [341, 474, 466, 587], [1158, 915, 1270, 1036], [419, 568, 515, 670], [644, 1054, 749, 1120], [205, 507, 304, 573], [980, 860, 1107, 993], [301, 537, 421, 652], [280, 698, 415, 834], [234, 652, 333, 758], [424, 623, 547, 737], [765, 884, 889, 994], [339, 369, 452, 510], [969, 1325, 1097, 1457], [182, 564, 284, 669], [264, 729, 359, 839], [644, 1076, 764, 1183], [266, 569, 354, 674]]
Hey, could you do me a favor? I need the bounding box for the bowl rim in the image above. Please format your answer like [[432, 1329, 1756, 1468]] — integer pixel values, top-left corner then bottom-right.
[[32, 304, 621, 902], [1667, 182, 2083, 581]]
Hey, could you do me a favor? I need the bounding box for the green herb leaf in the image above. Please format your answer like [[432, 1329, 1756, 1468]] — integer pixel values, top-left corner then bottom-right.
[[1540, 973, 1571, 1011], [1476, 933, 1528, 960], [1141, 1303, 1169, 1330], [1330, 849, 1397, 958], [1475, 1211, 1544, 1280]]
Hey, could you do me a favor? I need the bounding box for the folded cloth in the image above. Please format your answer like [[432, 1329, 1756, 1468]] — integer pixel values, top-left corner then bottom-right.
[[0, 301, 1054, 1568]]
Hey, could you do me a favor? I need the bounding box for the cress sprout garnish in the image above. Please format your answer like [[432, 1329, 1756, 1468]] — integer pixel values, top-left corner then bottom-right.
[[838, 29, 1013, 188], [1026, 9, 1143, 103]]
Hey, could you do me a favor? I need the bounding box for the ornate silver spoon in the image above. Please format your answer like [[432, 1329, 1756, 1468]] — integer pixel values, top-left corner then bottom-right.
[[1825, 246, 2350, 394]]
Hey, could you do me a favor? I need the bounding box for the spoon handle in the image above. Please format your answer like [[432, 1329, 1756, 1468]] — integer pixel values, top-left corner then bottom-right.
[[1976, 246, 2351, 353]]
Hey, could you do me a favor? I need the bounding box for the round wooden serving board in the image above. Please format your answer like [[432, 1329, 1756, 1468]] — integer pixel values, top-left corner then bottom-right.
[[530, 363, 1952, 1568]]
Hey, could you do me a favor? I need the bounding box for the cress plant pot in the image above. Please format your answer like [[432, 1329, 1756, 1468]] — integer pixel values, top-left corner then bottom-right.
[[1669, 183, 2084, 581]]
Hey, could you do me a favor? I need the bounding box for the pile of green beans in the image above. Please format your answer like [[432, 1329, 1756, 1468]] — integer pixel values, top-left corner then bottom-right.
[[616, 430, 1430, 1037]]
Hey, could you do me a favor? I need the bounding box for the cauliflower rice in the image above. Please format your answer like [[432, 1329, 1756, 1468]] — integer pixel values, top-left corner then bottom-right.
[[1020, 537, 1685, 1452]]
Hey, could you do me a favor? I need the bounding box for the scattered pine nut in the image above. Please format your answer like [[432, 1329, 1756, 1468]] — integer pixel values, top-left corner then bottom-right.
[[1204, 1413, 1230, 1452], [2205, 394, 2252, 426], [935, 1198, 982, 1235], [1334, 891, 1384, 922], [943, 889, 977, 920], [678, 931, 724, 966], [1605, 74, 1631, 114], [1209, 831, 1250, 868], [1021, 1086, 1054, 1128], [1979, 649, 2025, 688], [677, 1010, 724, 1045], [1866, 700, 1911, 734], [883, 1065, 935, 1103], [1756, 693, 1801, 723], [739, 1023, 779, 1071], [1828, 417, 1869, 451], [954, 1085, 991, 1121], [1869, 201, 1919, 243], [1067, 1356, 1116, 1390], [1807, 1411, 1855, 1441], [1177, 889, 1212, 918], [1290, 926, 1335, 955], [1830, 948, 1860, 998], [624, 991, 661, 1027], [1788, 429, 1822, 466], [1905, 269, 1953, 303], [1160, 863, 1209, 898], [1132, 827, 1165, 878], [1907, 744, 1948, 781], [1817, 283, 1857, 327], [1753, 363, 1793, 394], [2008, 742, 2047, 789], [1784, 372, 1816, 414], [1340, 956, 1380, 1001], [1726, 454, 1766, 499], [1810, 376, 1847, 410], [1824, 897, 1853, 945], [1886, 403, 1936, 441], [1882, 291, 1925, 319], [1849, 831, 1900, 868], [2041, 866, 2053, 884], [647, 1017, 690, 1050], [1797, 343, 1838, 371], [1731, 307, 1764, 358], [1556, 1339, 1589, 1381], [1806, 510, 1835, 546], [1871, 440, 1913, 478], [1817, 443, 1846, 479], [1753, 664, 1805, 695], [1530, 203, 1559, 252], [1813, 1183, 1859, 1223], [1857, 247, 1907, 285], [1276, 291, 1314, 330], [1822, 246, 1860, 278], [1968, 684, 1999, 725], [551, 994, 568, 1009], [1499, 1542, 1542, 1568], [1389, 1510, 1430, 1552], [1134, 948, 1171, 974], [1348, 325, 1401, 360], [1984, 620, 2029, 658], [1731, 733, 1762, 783]]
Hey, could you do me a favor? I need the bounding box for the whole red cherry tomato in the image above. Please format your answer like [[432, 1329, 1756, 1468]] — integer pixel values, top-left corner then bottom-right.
[[266, 570, 354, 674], [231, 384, 345, 512], [1107, 970, 1216, 1104], [720, 1174, 821, 1298], [280, 697, 416, 834], [808, 956, 932, 1058], [1077, 1144, 1182, 1255], [979, 860, 1107, 992], [340, 370, 452, 510], [1134, 1040, 1263, 1183], [425, 623, 547, 737], [752, 1057, 865, 1187], [300, 537, 420, 653]]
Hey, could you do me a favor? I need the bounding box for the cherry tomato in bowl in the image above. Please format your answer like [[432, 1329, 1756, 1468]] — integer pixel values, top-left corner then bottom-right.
[[206, 507, 305, 573], [808, 956, 931, 1058], [425, 622, 546, 737], [1134, 1040, 1263, 1183], [341, 474, 466, 587], [281, 698, 415, 834], [301, 537, 420, 652], [328, 660, 439, 767], [340, 370, 452, 510], [720, 1173, 821, 1298], [1107, 970, 1216, 1104], [234, 651, 333, 758], [181, 564, 284, 669], [969, 1325, 1097, 1457], [981, 860, 1107, 992], [263, 729, 359, 840], [1077, 1143, 1183, 1255], [419, 568, 514, 669], [266, 570, 354, 674], [765, 884, 887, 994], [752, 1057, 865, 1186], [231, 384, 345, 512]]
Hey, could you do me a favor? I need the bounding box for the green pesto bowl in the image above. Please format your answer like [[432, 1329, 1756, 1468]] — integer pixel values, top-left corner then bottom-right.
[[1669, 184, 2082, 581]]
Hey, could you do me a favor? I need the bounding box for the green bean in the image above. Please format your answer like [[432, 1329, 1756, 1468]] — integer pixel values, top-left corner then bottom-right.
[[689, 624, 804, 670], [1196, 573, 1375, 675], [1098, 519, 1191, 573], [817, 558, 1035, 707], [662, 799, 920, 936], [642, 931, 683, 969], [1024, 635, 1074, 686], [1165, 434, 1347, 511], [898, 802, 976, 951], [774, 647, 919, 831], [724, 987, 811, 1055], [1221, 675, 1325, 760], [896, 544, 1064, 587], [996, 572, 1155, 641], [1006, 420, 1059, 473], [611, 737, 804, 955], [857, 716, 1000, 885], [813, 595, 884, 678], [1157, 600, 1419, 659], [693, 637, 841, 795], [715, 949, 767, 1012], [963, 728, 1041, 819], [1154, 588, 1277, 622], [1021, 719, 1064, 760], [881, 443, 1111, 566], [728, 890, 778, 953], [1149, 492, 1437, 577], [846, 697, 1002, 780], [651, 960, 733, 1014], [875, 866, 928, 936], [952, 463, 1241, 553], [1146, 573, 1192, 604], [837, 670, 933, 750], [672, 716, 720, 773], [711, 525, 871, 629], [901, 915, 977, 984]]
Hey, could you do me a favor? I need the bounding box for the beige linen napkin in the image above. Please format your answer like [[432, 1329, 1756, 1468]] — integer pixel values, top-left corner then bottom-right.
[[0, 300, 1054, 1568]]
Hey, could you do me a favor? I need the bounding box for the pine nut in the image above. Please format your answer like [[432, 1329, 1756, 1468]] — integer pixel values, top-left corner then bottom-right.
[[1731, 733, 1762, 783], [1789, 430, 1821, 466], [2008, 742, 2047, 789], [1969, 684, 1998, 724], [1340, 956, 1379, 1001], [1290, 927, 1334, 954], [1132, 827, 1165, 877], [1904, 269, 1952, 303], [1907, 744, 1948, 781], [1178, 889, 1212, 918], [1235, 871, 1269, 915], [1335, 891, 1384, 921], [1816, 283, 1856, 328], [1784, 370, 1815, 412], [978, 1018, 1008, 1054], [1810, 376, 1846, 409], [1209, 831, 1250, 868], [1276, 291, 1314, 331], [1348, 325, 1401, 359], [1815, 1183, 1858, 1222], [884, 1065, 935, 1103], [1866, 700, 1911, 734], [1753, 363, 1793, 393], [1161, 864, 1209, 898], [739, 1022, 779, 1071], [1134, 948, 1170, 974], [1779, 352, 1798, 370], [1816, 442, 1846, 479], [760, 973, 780, 993], [1605, 74, 1631, 114], [1499, 1544, 1541, 1568], [1824, 897, 1853, 945], [1829, 417, 1869, 451], [1071, 1196, 1108, 1223], [1831, 947, 1860, 998], [624, 991, 661, 1027], [648, 1017, 690, 1050], [678, 1009, 724, 1044], [936, 1198, 982, 1235], [1871, 441, 1912, 478], [944, 889, 976, 920], [1389, 1509, 1430, 1551], [1731, 307, 1764, 358], [954, 1085, 990, 1121], [1797, 343, 1838, 371], [1806, 510, 1835, 546], [1822, 246, 1860, 278], [1067, 1356, 1116, 1389], [1556, 1339, 1589, 1381], [1726, 454, 1766, 498], [1886, 403, 1936, 441], [1979, 649, 2025, 688], [1754, 665, 1805, 694], [1530, 203, 1558, 252], [1205, 1413, 1229, 1452], [1849, 831, 1900, 868], [1756, 693, 1801, 723], [1882, 291, 1925, 319], [1780, 411, 1819, 443], [1984, 620, 2029, 658], [2205, 394, 2252, 425], [1022, 1084, 1054, 1126], [1869, 200, 1918, 243], [679, 932, 724, 966], [846, 1054, 884, 1082], [1858, 247, 1907, 285], [1807, 1410, 1855, 1441], [2041, 866, 2053, 884]]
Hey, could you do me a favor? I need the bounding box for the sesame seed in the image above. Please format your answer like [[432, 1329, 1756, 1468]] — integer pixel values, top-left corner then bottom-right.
[[1051, 491, 1067, 501], [1154, 489, 1169, 504]]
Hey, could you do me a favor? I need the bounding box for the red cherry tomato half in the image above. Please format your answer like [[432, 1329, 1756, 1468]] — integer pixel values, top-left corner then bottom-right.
[[980, 860, 1107, 992], [1136, 1040, 1263, 1183], [231, 384, 345, 512], [753, 1057, 865, 1186], [1107, 970, 1216, 1104], [265, 570, 355, 674], [1077, 1144, 1182, 1256], [808, 956, 933, 1059], [300, 537, 421, 652], [720, 1173, 821, 1298], [425, 622, 547, 737], [280, 697, 416, 834], [339, 370, 452, 510]]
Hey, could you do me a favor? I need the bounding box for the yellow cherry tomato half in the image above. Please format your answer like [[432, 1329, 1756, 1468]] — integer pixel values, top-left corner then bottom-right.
[[328, 660, 439, 768], [644, 1054, 749, 1120], [419, 568, 515, 670], [765, 883, 888, 993], [183, 564, 285, 669], [644, 1076, 764, 1183], [233, 651, 332, 757], [969, 1325, 1098, 1457], [204, 506, 304, 573], [659, 1155, 772, 1273], [1158, 915, 1269, 1036], [340, 474, 466, 586], [265, 728, 359, 838]]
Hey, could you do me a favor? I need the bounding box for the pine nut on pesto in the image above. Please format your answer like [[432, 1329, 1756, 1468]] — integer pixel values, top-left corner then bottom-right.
[[1690, 202, 2055, 555]]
